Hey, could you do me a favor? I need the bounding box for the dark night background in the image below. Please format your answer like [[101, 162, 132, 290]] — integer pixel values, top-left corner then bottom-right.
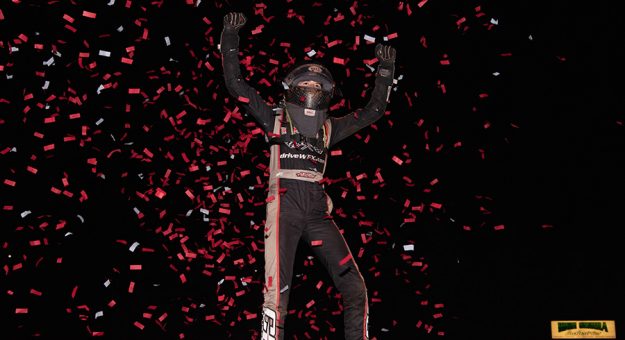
[[1, 0, 623, 339]]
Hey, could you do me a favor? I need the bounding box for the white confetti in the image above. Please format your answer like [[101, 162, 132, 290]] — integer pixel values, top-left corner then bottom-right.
[[44, 56, 55, 66], [186, 209, 193, 217], [164, 36, 171, 46], [306, 49, 317, 57], [218, 278, 225, 285], [95, 118, 104, 125], [95, 311, 103, 319], [116, 25, 124, 32], [200, 208, 210, 215], [20, 210, 32, 218], [104, 279, 111, 287], [129, 242, 140, 252], [98, 50, 111, 57], [77, 215, 85, 223], [107, 0, 115, 5], [403, 244, 414, 251], [493, 72, 500, 76], [42, 80, 50, 90], [490, 18, 499, 25], [364, 34, 376, 43], [133, 207, 141, 215]]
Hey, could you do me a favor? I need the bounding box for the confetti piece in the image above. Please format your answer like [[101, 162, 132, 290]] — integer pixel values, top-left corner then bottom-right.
[[339, 254, 352, 266], [333, 57, 345, 65], [392, 156, 403, 165], [430, 202, 442, 209], [82, 10, 97, 18], [129, 242, 140, 252]]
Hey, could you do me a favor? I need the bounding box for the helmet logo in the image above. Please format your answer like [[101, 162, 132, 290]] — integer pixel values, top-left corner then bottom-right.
[[308, 65, 323, 73]]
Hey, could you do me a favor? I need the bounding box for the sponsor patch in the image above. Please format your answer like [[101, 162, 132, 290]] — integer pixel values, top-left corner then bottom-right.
[[308, 65, 322, 73], [296, 172, 317, 179], [304, 108, 316, 116]]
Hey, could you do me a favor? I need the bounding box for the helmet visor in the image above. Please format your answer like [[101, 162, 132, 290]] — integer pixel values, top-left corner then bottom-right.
[[285, 86, 333, 110]]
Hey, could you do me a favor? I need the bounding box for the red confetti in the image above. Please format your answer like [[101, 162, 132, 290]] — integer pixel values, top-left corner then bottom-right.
[[333, 57, 345, 65], [82, 10, 97, 18], [392, 156, 403, 165], [339, 254, 352, 266]]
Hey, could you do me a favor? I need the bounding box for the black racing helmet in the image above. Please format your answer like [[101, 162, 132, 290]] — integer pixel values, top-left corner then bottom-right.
[[282, 62, 343, 110], [283, 62, 343, 97]]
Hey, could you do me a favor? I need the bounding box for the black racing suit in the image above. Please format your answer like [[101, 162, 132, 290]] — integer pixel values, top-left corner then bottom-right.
[[220, 27, 394, 340]]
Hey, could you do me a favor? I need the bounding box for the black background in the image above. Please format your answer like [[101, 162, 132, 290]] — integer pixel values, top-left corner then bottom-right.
[[1, 0, 623, 339]]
